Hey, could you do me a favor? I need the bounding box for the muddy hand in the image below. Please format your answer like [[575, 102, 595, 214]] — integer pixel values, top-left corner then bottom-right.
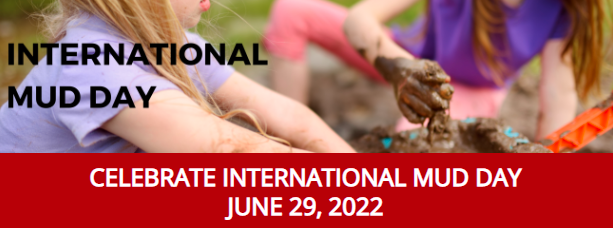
[[374, 57, 454, 124]]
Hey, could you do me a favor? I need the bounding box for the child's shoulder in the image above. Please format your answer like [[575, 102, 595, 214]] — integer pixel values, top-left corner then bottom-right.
[[184, 31, 210, 45], [61, 13, 130, 45]]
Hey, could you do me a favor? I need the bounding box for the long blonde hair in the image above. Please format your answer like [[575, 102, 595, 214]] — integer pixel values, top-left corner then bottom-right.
[[41, 0, 289, 150]]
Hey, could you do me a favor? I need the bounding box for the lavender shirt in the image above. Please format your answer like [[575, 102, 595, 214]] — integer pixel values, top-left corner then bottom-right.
[[0, 14, 234, 153], [392, 0, 570, 88]]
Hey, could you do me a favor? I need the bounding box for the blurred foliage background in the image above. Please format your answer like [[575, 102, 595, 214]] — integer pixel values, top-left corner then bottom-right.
[[0, 0, 424, 104]]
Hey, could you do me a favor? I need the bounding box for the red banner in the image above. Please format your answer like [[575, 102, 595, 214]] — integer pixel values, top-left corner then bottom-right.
[[1, 154, 611, 227]]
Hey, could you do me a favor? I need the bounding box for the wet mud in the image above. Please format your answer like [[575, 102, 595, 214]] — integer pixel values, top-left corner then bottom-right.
[[361, 57, 551, 153], [352, 117, 552, 153], [302, 50, 611, 152], [374, 56, 459, 148], [595, 93, 613, 109]]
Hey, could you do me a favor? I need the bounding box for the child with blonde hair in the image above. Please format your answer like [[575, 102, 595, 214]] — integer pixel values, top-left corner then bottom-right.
[[0, 0, 356, 153]]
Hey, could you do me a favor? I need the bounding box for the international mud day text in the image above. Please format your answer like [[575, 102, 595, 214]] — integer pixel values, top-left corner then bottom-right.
[[89, 168, 523, 219], [6, 42, 268, 109], [89, 168, 523, 188], [8, 86, 156, 108], [8, 43, 268, 66]]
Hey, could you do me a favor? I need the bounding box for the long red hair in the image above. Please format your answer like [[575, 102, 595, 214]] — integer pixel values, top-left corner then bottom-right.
[[470, 0, 609, 100]]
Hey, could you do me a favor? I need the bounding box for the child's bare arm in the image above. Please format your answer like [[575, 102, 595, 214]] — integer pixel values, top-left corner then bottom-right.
[[345, 0, 454, 125], [101, 89, 310, 153], [537, 39, 577, 140], [344, 0, 421, 63], [214, 72, 356, 153]]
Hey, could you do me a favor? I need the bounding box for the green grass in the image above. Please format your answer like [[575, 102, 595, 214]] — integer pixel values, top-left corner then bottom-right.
[[0, 0, 53, 19]]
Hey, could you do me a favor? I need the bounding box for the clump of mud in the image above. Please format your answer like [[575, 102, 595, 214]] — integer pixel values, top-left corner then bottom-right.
[[352, 118, 551, 153]]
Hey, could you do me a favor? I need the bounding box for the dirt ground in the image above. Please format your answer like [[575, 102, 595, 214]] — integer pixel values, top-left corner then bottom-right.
[[273, 46, 613, 153], [498, 71, 613, 153]]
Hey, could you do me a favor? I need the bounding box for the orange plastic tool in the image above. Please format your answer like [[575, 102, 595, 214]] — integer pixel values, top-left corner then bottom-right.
[[543, 93, 613, 153]]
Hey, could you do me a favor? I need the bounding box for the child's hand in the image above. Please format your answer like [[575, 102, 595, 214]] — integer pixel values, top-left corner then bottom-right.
[[375, 57, 454, 124]]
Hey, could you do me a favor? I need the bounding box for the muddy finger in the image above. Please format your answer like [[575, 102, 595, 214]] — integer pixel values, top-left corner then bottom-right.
[[437, 83, 454, 100], [400, 92, 433, 117], [416, 60, 450, 84], [404, 77, 446, 110], [398, 101, 425, 124], [417, 72, 450, 84]]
